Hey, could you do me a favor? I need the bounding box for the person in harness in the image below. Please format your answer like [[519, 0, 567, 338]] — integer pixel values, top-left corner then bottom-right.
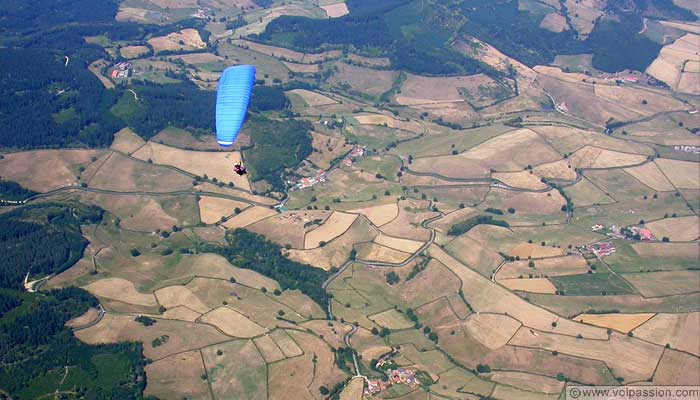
[[233, 162, 247, 176]]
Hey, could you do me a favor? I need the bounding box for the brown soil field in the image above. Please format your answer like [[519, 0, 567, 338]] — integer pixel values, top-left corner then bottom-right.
[[624, 162, 676, 191], [201, 339, 267, 400], [646, 215, 700, 241], [222, 206, 277, 229], [110, 128, 145, 155], [633, 312, 699, 356], [269, 329, 303, 357], [623, 270, 699, 297], [75, 313, 230, 360], [282, 61, 320, 73], [198, 196, 250, 224], [299, 320, 351, 349], [148, 29, 206, 54], [498, 278, 557, 294], [652, 348, 700, 385], [339, 377, 364, 400], [158, 306, 201, 322], [308, 131, 351, 169], [496, 255, 589, 280], [445, 234, 504, 277], [84, 278, 158, 308], [510, 328, 664, 382], [428, 245, 608, 339], [154, 285, 211, 314], [288, 89, 338, 106], [354, 242, 411, 263], [533, 159, 578, 181], [368, 308, 415, 329], [509, 243, 565, 259], [119, 45, 149, 59], [144, 350, 210, 400], [465, 313, 522, 350], [0, 149, 104, 192], [88, 152, 192, 192], [65, 308, 100, 328], [574, 313, 655, 333], [328, 62, 397, 97], [647, 34, 700, 94], [304, 211, 357, 249], [493, 170, 548, 190], [348, 202, 399, 227], [488, 371, 564, 394], [253, 334, 286, 363], [321, 2, 349, 18], [396, 73, 493, 105], [287, 216, 379, 270], [374, 232, 424, 253], [569, 146, 647, 169], [266, 354, 315, 400], [132, 141, 250, 190], [201, 306, 267, 338], [247, 210, 330, 249], [655, 158, 700, 189], [539, 12, 569, 32]]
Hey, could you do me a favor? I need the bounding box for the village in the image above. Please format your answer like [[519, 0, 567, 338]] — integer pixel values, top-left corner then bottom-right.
[[587, 224, 655, 258], [363, 367, 419, 397], [287, 145, 366, 190]]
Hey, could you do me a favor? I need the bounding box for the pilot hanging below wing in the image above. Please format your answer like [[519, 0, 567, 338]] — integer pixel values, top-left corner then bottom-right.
[[233, 162, 247, 176]]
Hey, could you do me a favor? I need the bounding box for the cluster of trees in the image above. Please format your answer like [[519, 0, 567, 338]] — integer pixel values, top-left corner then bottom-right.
[[448, 215, 510, 236], [0, 203, 103, 290], [0, 181, 36, 202], [212, 229, 330, 310]]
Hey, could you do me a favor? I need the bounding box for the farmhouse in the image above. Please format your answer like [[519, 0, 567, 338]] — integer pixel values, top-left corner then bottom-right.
[[588, 242, 616, 257], [363, 368, 417, 396], [342, 145, 367, 167]]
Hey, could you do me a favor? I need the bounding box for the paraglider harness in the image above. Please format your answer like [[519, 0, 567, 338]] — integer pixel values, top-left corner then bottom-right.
[[233, 162, 247, 176]]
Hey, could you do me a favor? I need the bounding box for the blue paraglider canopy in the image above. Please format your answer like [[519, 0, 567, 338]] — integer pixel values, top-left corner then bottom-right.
[[215, 65, 256, 147]]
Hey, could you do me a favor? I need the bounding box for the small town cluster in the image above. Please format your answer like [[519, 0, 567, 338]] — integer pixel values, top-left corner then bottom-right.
[[288, 145, 366, 190], [588, 224, 655, 257], [363, 368, 419, 397]]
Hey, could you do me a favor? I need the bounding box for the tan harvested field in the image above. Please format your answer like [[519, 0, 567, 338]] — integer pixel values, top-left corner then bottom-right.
[[497, 255, 589, 279], [633, 312, 699, 356], [445, 234, 504, 277], [269, 329, 303, 357], [493, 170, 548, 190], [353, 114, 423, 133], [151, 127, 228, 151], [232, 39, 305, 62], [154, 285, 211, 314], [369, 309, 415, 329], [568, 146, 647, 169], [593, 84, 689, 116], [267, 354, 315, 400], [348, 202, 399, 226], [355, 242, 411, 263], [631, 242, 699, 258], [288, 89, 338, 106], [84, 278, 158, 308], [652, 349, 700, 385], [115, 7, 154, 24], [87, 59, 115, 89], [201, 306, 267, 338], [624, 162, 676, 191], [222, 206, 277, 229], [159, 306, 201, 322], [623, 270, 700, 297], [489, 371, 564, 394], [328, 62, 397, 97], [322, 2, 349, 17], [655, 158, 700, 189], [201, 340, 267, 400], [119, 45, 150, 59], [647, 34, 700, 94], [282, 61, 319, 73], [111, 128, 145, 155], [379, 199, 436, 242], [0, 149, 104, 192], [374, 232, 423, 253], [465, 313, 522, 349], [277, 289, 326, 319], [564, 0, 603, 37], [574, 313, 655, 333], [168, 52, 223, 65], [247, 210, 329, 249], [304, 211, 357, 249], [308, 131, 351, 170], [198, 196, 250, 224], [428, 246, 607, 339], [132, 141, 250, 190], [144, 350, 210, 400], [299, 320, 351, 349], [148, 28, 206, 54], [539, 12, 569, 32], [89, 152, 192, 192], [396, 73, 498, 105], [66, 308, 101, 328], [253, 334, 286, 363], [510, 328, 663, 382], [75, 313, 230, 360], [533, 159, 577, 181], [339, 377, 364, 400], [509, 243, 564, 259], [498, 278, 557, 294], [646, 216, 700, 241]]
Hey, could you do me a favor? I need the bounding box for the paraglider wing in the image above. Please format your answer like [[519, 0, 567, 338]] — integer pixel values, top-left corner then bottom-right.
[[215, 65, 256, 147]]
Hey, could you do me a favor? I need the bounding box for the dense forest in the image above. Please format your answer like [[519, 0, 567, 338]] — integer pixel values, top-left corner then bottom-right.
[[0, 181, 37, 202], [212, 229, 330, 310], [242, 116, 313, 191], [0, 203, 102, 290]]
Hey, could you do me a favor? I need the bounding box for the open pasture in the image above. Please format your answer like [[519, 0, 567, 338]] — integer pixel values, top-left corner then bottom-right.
[[199, 196, 250, 224], [148, 28, 206, 54], [111, 128, 145, 155], [565, 177, 615, 207], [646, 215, 699, 241], [573, 313, 655, 333], [307, 131, 351, 170], [533, 159, 577, 181], [568, 146, 647, 169], [652, 349, 700, 385], [231, 39, 305, 63], [489, 371, 564, 395], [89, 152, 193, 192], [151, 127, 227, 150], [646, 34, 700, 95], [622, 270, 700, 297], [248, 210, 330, 249], [327, 62, 398, 98], [0, 149, 104, 192], [530, 125, 654, 156], [465, 313, 522, 350], [348, 202, 398, 227], [288, 89, 338, 107], [84, 277, 158, 308], [378, 199, 436, 241], [154, 284, 211, 314], [202, 339, 267, 400], [623, 162, 676, 192], [496, 255, 590, 279], [654, 158, 699, 189], [369, 308, 415, 329], [304, 211, 357, 249], [493, 170, 548, 190], [353, 114, 423, 133], [201, 306, 267, 338], [222, 206, 277, 229], [550, 273, 635, 296], [499, 278, 557, 293], [396, 73, 494, 105], [445, 233, 504, 277], [144, 350, 210, 400], [593, 84, 690, 116], [354, 242, 412, 263], [392, 123, 510, 158], [633, 312, 699, 356]]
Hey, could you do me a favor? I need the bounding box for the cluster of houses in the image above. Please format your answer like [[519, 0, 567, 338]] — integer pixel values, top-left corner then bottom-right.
[[110, 62, 131, 79], [342, 145, 366, 167], [592, 224, 654, 242], [191, 7, 210, 19], [587, 242, 616, 258], [291, 170, 327, 190], [363, 368, 418, 397]]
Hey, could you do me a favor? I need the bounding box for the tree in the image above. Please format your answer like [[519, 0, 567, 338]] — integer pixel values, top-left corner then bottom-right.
[[476, 364, 491, 374], [319, 386, 329, 395], [385, 271, 400, 285]]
